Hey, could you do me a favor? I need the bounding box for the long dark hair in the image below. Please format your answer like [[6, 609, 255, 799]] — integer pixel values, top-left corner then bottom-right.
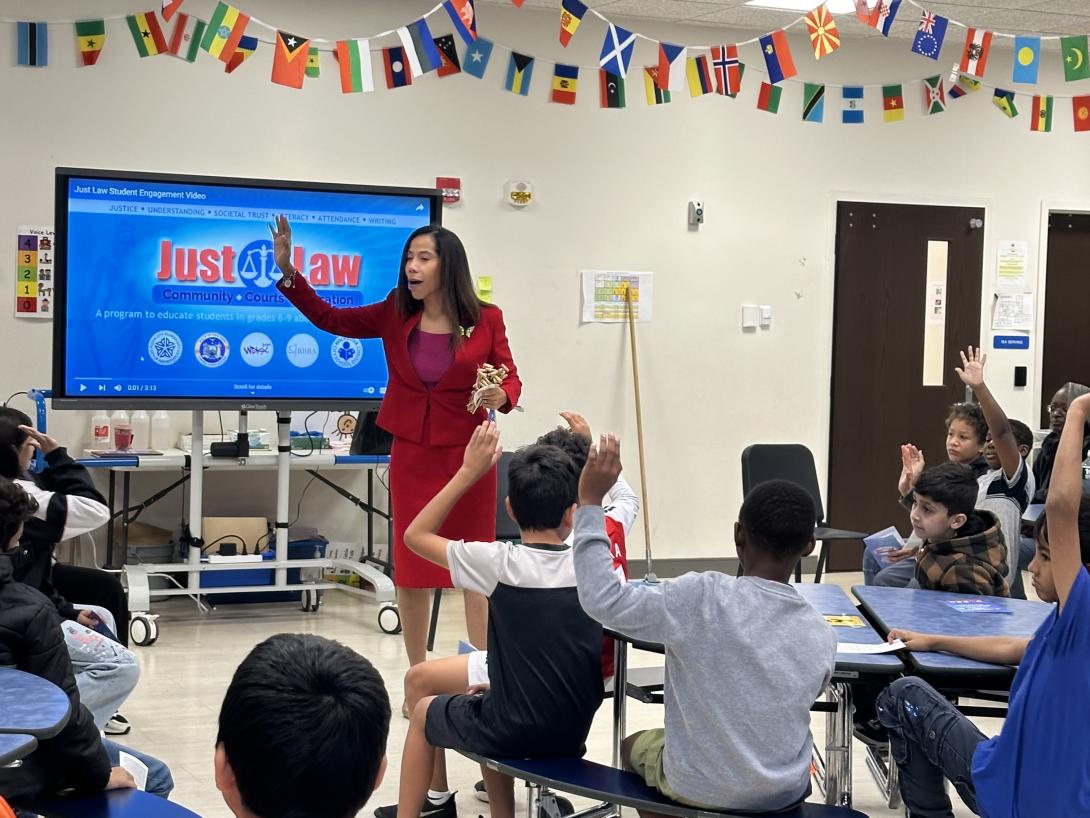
[[393, 225, 483, 342]]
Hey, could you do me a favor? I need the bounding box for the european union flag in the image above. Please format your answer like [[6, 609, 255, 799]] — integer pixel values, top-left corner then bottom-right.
[[17, 21, 48, 67], [463, 36, 493, 79], [1012, 36, 1040, 84]]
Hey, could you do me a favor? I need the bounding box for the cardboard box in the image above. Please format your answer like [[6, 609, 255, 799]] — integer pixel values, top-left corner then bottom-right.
[[200, 517, 270, 555]]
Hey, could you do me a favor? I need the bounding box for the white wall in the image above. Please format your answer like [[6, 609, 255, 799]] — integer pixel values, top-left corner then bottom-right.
[[1, 0, 1085, 560]]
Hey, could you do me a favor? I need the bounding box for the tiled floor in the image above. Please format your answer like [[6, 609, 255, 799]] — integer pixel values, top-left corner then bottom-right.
[[120, 573, 998, 817]]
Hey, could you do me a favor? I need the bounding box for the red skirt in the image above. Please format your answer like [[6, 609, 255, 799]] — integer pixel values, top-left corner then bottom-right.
[[390, 433, 497, 589]]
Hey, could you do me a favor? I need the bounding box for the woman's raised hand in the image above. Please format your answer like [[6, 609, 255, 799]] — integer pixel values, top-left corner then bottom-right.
[[269, 215, 293, 275]]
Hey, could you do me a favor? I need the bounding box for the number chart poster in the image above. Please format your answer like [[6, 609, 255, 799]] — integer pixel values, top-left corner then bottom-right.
[[15, 226, 54, 319], [580, 270, 654, 323]]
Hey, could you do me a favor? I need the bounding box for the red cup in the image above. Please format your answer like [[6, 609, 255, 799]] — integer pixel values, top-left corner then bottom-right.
[[114, 426, 134, 451]]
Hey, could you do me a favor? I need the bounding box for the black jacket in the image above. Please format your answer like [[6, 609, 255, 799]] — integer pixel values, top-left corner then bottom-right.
[[5, 448, 109, 621], [0, 554, 111, 799], [1032, 431, 1090, 503]]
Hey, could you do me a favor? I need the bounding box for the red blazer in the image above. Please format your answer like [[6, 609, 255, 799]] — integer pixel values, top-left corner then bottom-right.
[[279, 276, 521, 446]]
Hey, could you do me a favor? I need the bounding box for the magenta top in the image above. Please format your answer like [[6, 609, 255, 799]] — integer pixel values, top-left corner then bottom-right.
[[408, 328, 454, 390]]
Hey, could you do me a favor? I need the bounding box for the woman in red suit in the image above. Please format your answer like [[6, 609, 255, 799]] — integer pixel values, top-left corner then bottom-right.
[[271, 216, 521, 679]]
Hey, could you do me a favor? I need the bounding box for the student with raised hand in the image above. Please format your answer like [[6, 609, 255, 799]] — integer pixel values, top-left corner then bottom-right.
[[215, 634, 390, 818], [876, 391, 1090, 818], [573, 436, 836, 814], [953, 346, 1036, 591], [392, 421, 603, 818]]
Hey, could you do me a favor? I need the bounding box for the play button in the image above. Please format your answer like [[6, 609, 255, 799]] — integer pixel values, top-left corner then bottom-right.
[[79, 384, 87, 392]]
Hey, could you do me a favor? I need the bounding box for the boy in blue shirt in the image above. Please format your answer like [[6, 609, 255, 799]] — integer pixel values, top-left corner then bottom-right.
[[876, 391, 1090, 817]]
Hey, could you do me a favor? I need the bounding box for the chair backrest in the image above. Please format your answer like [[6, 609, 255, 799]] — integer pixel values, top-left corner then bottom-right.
[[495, 451, 521, 541], [740, 444, 826, 524]]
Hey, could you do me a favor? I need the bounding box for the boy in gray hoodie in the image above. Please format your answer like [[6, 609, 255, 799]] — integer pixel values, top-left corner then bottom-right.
[[572, 435, 836, 814]]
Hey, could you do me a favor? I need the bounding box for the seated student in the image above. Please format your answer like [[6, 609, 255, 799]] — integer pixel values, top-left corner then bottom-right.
[[373, 412, 638, 817], [0, 418, 137, 733], [0, 480, 172, 802], [876, 390, 1090, 818], [868, 401, 992, 587], [393, 422, 604, 818], [910, 462, 1009, 596], [1031, 381, 1090, 504], [215, 633, 390, 818], [574, 436, 836, 814]]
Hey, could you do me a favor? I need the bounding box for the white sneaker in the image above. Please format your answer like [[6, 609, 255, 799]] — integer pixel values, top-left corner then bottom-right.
[[104, 712, 131, 736], [474, 780, 489, 803]]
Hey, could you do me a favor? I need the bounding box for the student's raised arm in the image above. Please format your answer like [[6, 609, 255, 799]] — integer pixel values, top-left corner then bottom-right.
[[955, 346, 1021, 480], [573, 436, 681, 645], [404, 422, 502, 568], [1044, 391, 1090, 610]]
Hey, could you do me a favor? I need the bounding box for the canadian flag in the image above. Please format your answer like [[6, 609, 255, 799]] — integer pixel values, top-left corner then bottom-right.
[[959, 28, 992, 77]]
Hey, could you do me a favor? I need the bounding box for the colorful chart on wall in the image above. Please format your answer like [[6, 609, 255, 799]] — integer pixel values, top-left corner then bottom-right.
[[581, 269, 653, 323], [15, 226, 55, 320]]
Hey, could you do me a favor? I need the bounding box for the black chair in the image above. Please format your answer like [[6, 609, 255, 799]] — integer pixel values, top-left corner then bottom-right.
[[426, 452, 518, 651], [740, 444, 867, 583]]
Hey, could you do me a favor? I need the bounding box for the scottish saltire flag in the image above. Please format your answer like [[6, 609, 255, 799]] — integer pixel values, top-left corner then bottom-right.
[[600, 23, 636, 78]]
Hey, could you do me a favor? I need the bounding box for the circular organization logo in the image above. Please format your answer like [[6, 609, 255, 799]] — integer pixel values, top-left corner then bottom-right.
[[286, 333, 319, 368], [237, 239, 280, 290], [331, 337, 363, 369], [195, 332, 230, 367], [240, 332, 274, 367], [148, 330, 183, 366]]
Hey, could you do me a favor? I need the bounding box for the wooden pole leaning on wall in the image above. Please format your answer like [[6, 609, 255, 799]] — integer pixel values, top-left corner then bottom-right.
[[624, 285, 657, 583]]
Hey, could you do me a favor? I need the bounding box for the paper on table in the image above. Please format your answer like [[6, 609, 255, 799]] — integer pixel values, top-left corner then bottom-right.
[[863, 526, 906, 572], [118, 751, 148, 791], [836, 639, 906, 655]]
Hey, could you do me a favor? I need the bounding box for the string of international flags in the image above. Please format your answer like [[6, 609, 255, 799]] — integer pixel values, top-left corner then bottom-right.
[[6, 0, 1090, 132]]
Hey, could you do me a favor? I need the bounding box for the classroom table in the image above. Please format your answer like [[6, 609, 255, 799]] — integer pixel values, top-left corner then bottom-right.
[[29, 788, 203, 818], [0, 733, 37, 766], [0, 669, 70, 739], [605, 582, 902, 808], [852, 585, 1053, 682]]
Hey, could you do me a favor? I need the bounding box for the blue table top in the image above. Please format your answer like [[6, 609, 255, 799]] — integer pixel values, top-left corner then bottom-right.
[[792, 583, 904, 674], [0, 668, 71, 738], [31, 788, 203, 817], [0, 732, 37, 766], [852, 585, 1054, 677]]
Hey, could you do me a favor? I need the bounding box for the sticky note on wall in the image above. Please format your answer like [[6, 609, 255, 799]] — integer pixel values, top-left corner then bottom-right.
[[476, 275, 493, 303]]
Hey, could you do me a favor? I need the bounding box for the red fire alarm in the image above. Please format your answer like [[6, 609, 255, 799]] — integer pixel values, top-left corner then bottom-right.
[[436, 176, 461, 205]]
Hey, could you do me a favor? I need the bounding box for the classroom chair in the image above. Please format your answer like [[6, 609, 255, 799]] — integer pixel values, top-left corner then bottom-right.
[[741, 444, 867, 582]]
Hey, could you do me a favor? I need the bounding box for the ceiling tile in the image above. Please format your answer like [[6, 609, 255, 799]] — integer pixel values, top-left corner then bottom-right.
[[593, 0, 723, 20], [1026, 0, 1090, 15], [969, 9, 1090, 34]]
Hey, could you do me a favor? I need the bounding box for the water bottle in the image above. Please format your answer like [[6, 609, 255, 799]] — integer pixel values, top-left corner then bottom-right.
[[151, 411, 171, 449], [111, 410, 132, 451], [91, 409, 111, 449], [131, 410, 150, 450]]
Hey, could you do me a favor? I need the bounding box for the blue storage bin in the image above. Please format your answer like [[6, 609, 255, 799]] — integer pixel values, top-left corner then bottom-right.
[[200, 539, 327, 604]]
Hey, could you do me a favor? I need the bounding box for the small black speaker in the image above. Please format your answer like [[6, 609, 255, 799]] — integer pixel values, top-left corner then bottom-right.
[[351, 411, 393, 455], [1014, 366, 1028, 388]]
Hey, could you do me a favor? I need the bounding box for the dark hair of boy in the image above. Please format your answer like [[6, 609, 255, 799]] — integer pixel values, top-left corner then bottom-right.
[[0, 418, 30, 480], [913, 462, 978, 519], [946, 402, 988, 444], [536, 427, 591, 472], [1008, 419, 1034, 452], [0, 478, 37, 547], [738, 480, 817, 561], [216, 634, 391, 818], [1035, 494, 1090, 568], [506, 444, 579, 531]]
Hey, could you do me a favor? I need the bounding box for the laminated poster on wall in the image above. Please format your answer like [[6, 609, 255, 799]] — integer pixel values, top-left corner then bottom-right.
[[581, 270, 654, 323], [15, 225, 54, 320]]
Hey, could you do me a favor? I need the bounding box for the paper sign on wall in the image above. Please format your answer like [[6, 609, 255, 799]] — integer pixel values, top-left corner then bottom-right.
[[995, 240, 1028, 293], [992, 294, 1034, 332], [476, 275, 493, 303], [581, 270, 654, 323], [15, 226, 54, 320]]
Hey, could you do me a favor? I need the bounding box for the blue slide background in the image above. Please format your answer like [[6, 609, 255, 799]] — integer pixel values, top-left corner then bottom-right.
[[62, 177, 432, 400]]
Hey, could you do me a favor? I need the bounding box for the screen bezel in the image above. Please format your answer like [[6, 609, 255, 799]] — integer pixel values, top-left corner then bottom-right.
[[51, 167, 442, 410]]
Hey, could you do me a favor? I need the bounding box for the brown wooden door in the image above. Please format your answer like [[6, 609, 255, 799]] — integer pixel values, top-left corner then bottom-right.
[[1041, 212, 1090, 428], [826, 202, 985, 569]]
